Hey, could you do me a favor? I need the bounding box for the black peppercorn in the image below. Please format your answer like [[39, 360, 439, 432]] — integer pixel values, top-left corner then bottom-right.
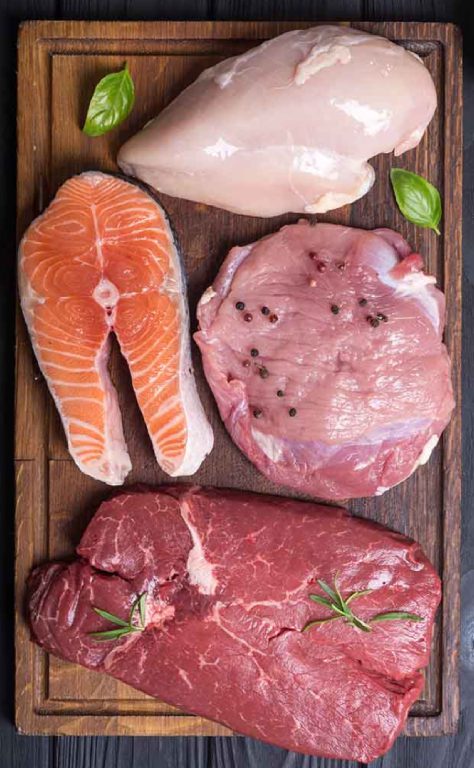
[[250, 348, 259, 357], [358, 298, 368, 306], [331, 304, 340, 315], [370, 317, 380, 328], [236, 301, 245, 310], [253, 408, 263, 419], [289, 407, 297, 417], [277, 390, 285, 397], [259, 367, 269, 379], [261, 306, 270, 316]]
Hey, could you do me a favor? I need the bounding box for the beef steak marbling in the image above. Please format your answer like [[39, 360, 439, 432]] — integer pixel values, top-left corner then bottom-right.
[[28, 486, 440, 761]]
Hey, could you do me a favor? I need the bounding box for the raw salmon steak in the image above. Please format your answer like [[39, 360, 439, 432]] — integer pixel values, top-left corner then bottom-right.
[[18, 172, 213, 485]]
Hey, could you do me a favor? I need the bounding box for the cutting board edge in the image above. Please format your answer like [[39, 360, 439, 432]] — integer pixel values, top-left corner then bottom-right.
[[15, 18, 462, 739]]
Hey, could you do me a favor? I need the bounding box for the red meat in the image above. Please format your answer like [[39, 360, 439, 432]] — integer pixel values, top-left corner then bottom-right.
[[195, 221, 454, 499], [28, 486, 440, 761]]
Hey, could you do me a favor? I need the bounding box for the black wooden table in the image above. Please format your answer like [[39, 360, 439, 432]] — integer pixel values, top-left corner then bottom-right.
[[1, 1, 473, 766]]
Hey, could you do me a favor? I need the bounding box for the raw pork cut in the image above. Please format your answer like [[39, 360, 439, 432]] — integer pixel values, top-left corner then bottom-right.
[[27, 486, 440, 762], [195, 221, 454, 499], [118, 26, 436, 217], [18, 172, 213, 485]]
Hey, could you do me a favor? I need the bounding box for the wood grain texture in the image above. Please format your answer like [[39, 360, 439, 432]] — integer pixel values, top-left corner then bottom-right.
[[52, 736, 211, 766], [59, 0, 211, 19], [212, 0, 363, 20], [362, 0, 452, 22], [14, 18, 462, 743], [210, 738, 362, 768]]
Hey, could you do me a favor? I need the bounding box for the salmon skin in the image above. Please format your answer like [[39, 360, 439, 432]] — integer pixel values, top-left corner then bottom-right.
[[18, 171, 213, 485]]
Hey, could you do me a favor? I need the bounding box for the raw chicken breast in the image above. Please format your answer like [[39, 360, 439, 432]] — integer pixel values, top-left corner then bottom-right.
[[118, 26, 436, 217], [195, 221, 454, 499], [19, 172, 213, 485]]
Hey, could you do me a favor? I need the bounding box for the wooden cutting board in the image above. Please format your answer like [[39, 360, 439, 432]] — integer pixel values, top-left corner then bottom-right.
[[15, 20, 462, 737]]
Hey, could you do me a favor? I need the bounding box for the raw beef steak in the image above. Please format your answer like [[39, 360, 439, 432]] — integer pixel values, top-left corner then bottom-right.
[[195, 221, 454, 499], [28, 486, 440, 761]]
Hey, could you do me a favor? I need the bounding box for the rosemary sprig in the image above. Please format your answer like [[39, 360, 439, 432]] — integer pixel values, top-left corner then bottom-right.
[[371, 611, 423, 623], [303, 576, 422, 634], [89, 592, 147, 641]]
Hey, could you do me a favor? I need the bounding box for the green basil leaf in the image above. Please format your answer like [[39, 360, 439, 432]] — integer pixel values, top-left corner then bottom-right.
[[371, 611, 423, 623], [390, 168, 442, 235], [92, 607, 129, 627], [83, 64, 135, 137]]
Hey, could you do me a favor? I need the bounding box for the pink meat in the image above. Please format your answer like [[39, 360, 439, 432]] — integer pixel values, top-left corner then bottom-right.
[[118, 26, 436, 217], [28, 486, 441, 761], [195, 221, 454, 499]]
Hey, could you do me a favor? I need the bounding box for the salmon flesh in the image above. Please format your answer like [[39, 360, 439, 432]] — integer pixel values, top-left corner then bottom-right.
[[18, 172, 213, 485]]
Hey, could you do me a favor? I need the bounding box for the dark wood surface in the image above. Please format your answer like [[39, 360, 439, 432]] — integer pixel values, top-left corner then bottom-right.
[[1, 0, 473, 766], [14, 18, 462, 739]]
